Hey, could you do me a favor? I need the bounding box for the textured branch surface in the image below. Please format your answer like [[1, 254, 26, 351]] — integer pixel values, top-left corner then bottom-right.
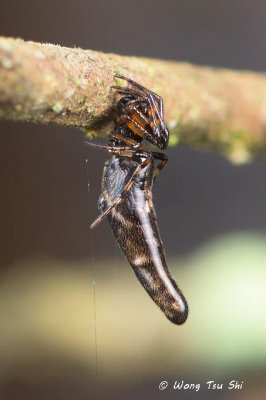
[[0, 37, 266, 162]]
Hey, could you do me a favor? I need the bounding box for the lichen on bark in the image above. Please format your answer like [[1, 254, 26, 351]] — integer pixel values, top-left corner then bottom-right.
[[0, 36, 266, 163]]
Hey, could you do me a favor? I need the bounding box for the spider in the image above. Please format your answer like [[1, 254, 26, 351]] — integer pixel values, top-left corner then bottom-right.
[[85, 75, 188, 324], [86, 75, 169, 228]]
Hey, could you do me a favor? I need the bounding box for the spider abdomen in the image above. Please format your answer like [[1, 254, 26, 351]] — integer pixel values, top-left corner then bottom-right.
[[101, 155, 188, 325]]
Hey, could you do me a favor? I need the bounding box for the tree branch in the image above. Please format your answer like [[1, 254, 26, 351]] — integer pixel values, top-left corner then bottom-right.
[[0, 36, 266, 163]]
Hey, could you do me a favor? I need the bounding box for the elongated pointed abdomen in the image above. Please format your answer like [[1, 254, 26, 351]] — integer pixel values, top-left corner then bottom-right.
[[102, 158, 188, 324]]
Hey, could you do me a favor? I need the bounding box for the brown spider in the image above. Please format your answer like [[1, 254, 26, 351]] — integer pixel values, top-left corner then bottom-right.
[[85, 75, 188, 325]]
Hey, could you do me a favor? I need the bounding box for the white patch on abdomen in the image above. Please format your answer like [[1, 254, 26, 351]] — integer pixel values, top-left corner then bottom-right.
[[133, 254, 149, 266], [134, 187, 185, 312]]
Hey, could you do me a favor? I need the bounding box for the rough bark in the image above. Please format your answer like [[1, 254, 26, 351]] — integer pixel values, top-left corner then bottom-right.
[[0, 36, 266, 163]]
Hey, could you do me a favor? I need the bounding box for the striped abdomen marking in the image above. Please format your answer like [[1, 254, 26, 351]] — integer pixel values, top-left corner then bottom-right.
[[103, 157, 188, 324]]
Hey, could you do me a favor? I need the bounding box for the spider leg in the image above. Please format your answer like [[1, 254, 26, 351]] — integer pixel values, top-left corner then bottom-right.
[[113, 87, 157, 123], [146, 92, 165, 135], [113, 78, 166, 139], [119, 84, 161, 136], [115, 74, 164, 118], [152, 93, 164, 119], [152, 152, 168, 178], [150, 92, 165, 122], [114, 74, 148, 93], [113, 86, 163, 124], [112, 131, 141, 147], [90, 154, 152, 229], [123, 114, 148, 138], [84, 141, 132, 154], [111, 86, 145, 100], [116, 98, 150, 127], [124, 101, 150, 124], [112, 131, 151, 154], [115, 92, 156, 137], [117, 100, 160, 140]]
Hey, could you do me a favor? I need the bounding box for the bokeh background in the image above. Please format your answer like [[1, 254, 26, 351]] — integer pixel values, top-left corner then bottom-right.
[[0, 1, 266, 399]]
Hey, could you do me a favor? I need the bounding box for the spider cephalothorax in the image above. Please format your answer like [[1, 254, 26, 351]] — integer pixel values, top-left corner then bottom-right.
[[112, 75, 169, 150]]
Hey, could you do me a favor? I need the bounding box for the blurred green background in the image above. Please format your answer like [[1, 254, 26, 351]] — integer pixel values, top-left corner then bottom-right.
[[0, 1, 266, 399]]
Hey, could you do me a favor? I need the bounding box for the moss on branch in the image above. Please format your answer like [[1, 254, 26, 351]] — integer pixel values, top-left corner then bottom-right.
[[0, 36, 266, 163]]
